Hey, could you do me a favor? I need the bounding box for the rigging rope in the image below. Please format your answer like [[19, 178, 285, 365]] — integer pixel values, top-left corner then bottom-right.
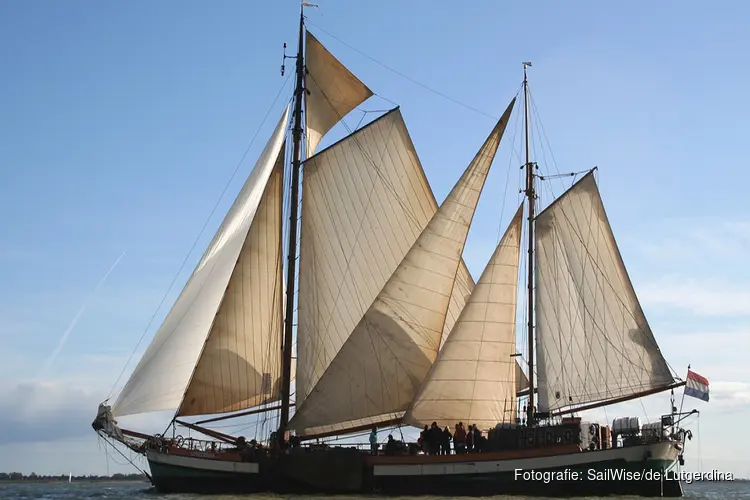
[[106, 73, 294, 400], [306, 21, 498, 121], [98, 435, 151, 481]]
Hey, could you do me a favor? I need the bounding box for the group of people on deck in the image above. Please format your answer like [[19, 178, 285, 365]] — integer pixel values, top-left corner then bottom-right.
[[419, 421, 485, 455], [368, 421, 486, 456]]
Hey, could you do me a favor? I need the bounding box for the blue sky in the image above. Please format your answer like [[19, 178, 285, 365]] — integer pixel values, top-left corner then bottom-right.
[[1, 0, 749, 478]]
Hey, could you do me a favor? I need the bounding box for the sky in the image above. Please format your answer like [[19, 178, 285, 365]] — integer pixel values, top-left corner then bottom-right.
[[1, 0, 749, 478]]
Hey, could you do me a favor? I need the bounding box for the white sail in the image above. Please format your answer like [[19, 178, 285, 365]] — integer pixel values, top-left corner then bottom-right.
[[404, 203, 523, 429], [178, 154, 285, 416], [516, 362, 530, 393], [112, 106, 290, 418], [305, 30, 373, 156], [534, 171, 675, 412], [296, 108, 474, 409], [289, 99, 516, 434]]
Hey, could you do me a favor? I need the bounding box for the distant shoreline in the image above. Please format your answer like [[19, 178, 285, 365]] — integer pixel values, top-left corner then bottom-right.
[[0, 474, 148, 484], [1, 479, 148, 484]]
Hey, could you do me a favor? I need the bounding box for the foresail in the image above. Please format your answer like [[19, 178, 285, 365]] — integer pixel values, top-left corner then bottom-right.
[[534, 171, 675, 412], [296, 108, 477, 409], [178, 152, 285, 416], [289, 99, 516, 434], [305, 30, 373, 156], [112, 106, 290, 418], [404, 203, 523, 430]]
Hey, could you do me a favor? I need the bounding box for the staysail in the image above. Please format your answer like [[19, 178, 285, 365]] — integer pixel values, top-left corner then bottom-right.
[[112, 106, 290, 418], [305, 31, 374, 156], [295, 108, 474, 409], [404, 203, 524, 429], [289, 98, 516, 435], [534, 171, 675, 412]]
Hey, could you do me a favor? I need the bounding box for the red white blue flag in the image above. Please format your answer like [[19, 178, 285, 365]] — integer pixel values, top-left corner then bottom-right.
[[685, 370, 709, 402]]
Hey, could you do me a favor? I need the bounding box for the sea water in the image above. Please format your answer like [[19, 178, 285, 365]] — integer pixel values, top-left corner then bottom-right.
[[0, 480, 748, 500]]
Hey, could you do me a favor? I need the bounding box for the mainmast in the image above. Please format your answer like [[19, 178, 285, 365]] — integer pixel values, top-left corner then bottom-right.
[[522, 61, 536, 427], [279, 6, 305, 436]]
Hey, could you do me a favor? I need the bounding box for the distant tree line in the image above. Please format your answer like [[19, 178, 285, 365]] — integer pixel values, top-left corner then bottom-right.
[[0, 472, 146, 482]]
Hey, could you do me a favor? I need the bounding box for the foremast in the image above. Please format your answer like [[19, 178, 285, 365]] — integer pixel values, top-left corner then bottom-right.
[[279, 5, 306, 437], [522, 61, 536, 427]]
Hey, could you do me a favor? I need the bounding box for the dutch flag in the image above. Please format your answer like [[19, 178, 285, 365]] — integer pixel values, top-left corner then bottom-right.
[[685, 370, 709, 402]]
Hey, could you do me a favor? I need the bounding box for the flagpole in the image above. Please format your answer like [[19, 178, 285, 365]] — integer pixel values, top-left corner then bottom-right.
[[678, 364, 690, 418]]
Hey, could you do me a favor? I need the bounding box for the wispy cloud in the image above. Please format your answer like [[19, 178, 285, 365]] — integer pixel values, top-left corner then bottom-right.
[[625, 216, 750, 317], [626, 217, 750, 265]]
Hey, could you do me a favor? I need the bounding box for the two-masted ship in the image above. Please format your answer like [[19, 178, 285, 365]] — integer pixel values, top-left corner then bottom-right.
[[93, 5, 705, 497]]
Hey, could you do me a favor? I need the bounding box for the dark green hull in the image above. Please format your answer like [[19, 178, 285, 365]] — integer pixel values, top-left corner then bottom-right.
[[146, 441, 683, 497], [371, 457, 682, 497]]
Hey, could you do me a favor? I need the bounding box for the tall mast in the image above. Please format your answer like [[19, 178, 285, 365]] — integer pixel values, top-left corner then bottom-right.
[[523, 61, 535, 427], [279, 6, 305, 437]]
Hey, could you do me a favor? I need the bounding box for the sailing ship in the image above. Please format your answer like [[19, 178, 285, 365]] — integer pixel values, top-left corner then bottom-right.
[[92, 5, 706, 497]]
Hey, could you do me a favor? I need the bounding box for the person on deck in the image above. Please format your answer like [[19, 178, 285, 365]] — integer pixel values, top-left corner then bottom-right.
[[453, 422, 466, 454], [472, 425, 483, 452], [441, 426, 452, 455], [466, 424, 474, 452], [429, 422, 442, 455], [369, 427, 378, 455], [419, 425, 429, 454], [384, 434, 397, 456]]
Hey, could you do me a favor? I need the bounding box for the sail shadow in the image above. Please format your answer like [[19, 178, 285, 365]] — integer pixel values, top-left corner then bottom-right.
[[180, 347, 280, 415]]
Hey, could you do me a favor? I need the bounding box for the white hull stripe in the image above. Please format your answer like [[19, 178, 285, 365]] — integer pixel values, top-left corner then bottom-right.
[[373, 443, 679, 477], [146, 451, 259, 474]]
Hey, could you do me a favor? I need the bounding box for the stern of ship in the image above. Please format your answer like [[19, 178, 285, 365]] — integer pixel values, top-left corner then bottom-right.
[[367, 439, 684, 497]]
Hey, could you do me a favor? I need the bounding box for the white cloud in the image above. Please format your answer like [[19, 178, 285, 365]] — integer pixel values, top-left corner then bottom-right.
[[659, 330, 750, 363], [0, 376, 173, 447], [639, 277, 750, 316], [0, 381, 102, 444], [710, 381, 750, 408]]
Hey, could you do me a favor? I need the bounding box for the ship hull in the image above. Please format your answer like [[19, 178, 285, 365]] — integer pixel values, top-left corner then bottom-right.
[[370, 442, 682, 497], [145, 441, 683, 497], [145, 450, 263, 493]]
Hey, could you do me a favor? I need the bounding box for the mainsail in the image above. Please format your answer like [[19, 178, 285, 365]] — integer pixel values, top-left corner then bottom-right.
[[534, 171, 675, 412], [289, 98, 516, 435], [404, 203, 524, 429], [112, 106, 289, 418], [296, 108, 474, 410]]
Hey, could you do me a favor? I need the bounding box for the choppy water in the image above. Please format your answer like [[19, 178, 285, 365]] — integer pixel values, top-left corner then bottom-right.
[[1, 481, 749, 500]]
